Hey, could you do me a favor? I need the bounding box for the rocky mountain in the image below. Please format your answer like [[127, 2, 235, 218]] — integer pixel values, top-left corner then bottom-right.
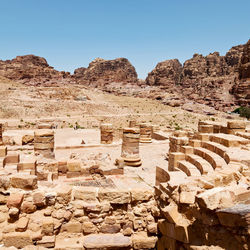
[[145, 40, 249, 110], [145, 59, 182, 86], [231, 40, 250, 106], [73, 57, 138, 86], [0, 55, 74, 86]]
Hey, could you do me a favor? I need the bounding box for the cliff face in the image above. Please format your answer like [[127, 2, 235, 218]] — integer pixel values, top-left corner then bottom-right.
[[145, 40, 248, 110], [145, 59, 182, 86], [0, 55, 73, 85], [73, 58, 138, 86], [231, 39, 250, 106]]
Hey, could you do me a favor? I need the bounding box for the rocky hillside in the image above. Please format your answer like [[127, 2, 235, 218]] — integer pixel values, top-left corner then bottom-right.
[[0, 55, 74, 86], [146, 40, 249, 110], [231, 40, 250, 106], [73, 57, 138, 86]]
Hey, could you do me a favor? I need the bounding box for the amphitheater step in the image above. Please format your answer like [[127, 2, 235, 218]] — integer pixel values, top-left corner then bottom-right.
[[193, 147, 228, 169], [177, 160, 201, 176], [209, 134, 249, 147], [201, 141, 229, 163], [185, 154, 214, 174]]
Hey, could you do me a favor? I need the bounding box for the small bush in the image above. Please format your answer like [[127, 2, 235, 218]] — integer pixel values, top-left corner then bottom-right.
[[233, 106, 250, 119]]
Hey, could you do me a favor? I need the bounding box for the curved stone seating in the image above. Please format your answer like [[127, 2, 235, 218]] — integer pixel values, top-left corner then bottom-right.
[[209, 134, 249, 147], [177, 160, 201, 176], [185, 154, 214, 174], [193, 147, 227, 169], [201, 141, 229, 163]]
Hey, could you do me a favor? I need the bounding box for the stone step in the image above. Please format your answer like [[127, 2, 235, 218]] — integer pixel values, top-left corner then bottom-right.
[[185, 154, 214, 174], [193, 147, 227, 169], [177, 160, 201, 176], [209, 133, 249, 147], [201, 141, 229, 163]]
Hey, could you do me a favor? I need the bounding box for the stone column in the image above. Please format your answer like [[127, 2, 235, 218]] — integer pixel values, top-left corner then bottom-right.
[[34, 130, 55, 158], [100, 123, 113, 144], [121, 128, 141, 167], [0, 123, 2, 145], [139, 123, 153, 143]]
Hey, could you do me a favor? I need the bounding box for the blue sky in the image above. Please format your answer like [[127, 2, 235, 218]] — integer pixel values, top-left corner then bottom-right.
[[0, 0, 249, 79]]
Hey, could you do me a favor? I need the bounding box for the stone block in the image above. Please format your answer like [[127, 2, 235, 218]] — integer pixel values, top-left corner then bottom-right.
[[67, 159, 82, 172], [55, 185, 72, 204], [131, 189, 153, 202], [0, 146, 7, 157], [83, 233, 131, 249], [196, 187, 235, 210], [132, 233, 157, 249], [73, 186, 98, 202], [61, 221, 82, 233], [37, 235, 55, 248], [42, 217, 54, 236], [3, 232, 32, 248], [16, 217, 29, 232], [98, 189, 131, 204], [33, 191, 46, 207], [7, 193, 24, 208], [227, 120, 246, 129], [10, 174, 37, 190], [55, 235, 84, 250]]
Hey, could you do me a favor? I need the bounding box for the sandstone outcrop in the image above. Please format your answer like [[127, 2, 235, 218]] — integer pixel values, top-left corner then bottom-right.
[[145, 40, 249, 111], [231, 39, 250, 106], [73, 57, 138, 85], [0, 55, 73, 85], [145, 59, 182, 86]]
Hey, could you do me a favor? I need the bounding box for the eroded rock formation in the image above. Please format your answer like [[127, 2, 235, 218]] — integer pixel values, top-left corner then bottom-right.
[[231, 40, 250, 106], [146, 40, 249, 110], [145, 59, 182, 86], [73, 57, 138, 85], [0, 55, 73, 85]]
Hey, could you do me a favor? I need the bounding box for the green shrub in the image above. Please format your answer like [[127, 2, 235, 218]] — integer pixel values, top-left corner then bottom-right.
[[233, 106, 250, 119]]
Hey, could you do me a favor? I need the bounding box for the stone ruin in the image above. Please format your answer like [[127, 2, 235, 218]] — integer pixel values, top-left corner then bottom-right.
[[0, 119, 249, 249]]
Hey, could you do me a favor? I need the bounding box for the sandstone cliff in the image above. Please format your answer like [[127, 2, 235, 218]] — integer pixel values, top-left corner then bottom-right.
[[73, 57, 138, 86], [231, 39, 250, 106], [145, 59, 182, 87], [145, 40, 249, 110], [0, 55, 73, 86]]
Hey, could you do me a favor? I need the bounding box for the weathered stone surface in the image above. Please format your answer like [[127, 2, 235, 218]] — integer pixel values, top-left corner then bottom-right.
[[98, 189, 130, 204], [196, 187, 235, 210], [100, 223, 121, 234], [3, 232, 32, 248], [146, 59, 182, 86], [42, 217, 54, 235], [33, 191, 46, 207], [83, 233, 132, 249], [73, 187, 98, 202], [61, 221, 82, 233], [131, 189, 153, 202], [132, 233, 157, 249], [216, 203, 250, 227], [55, 185, 72, 204], [37, 235, 55, 248], [74, 57, 138, 85], [55, 235, 84, 250], [10, 174, 37, 190], [7, 193, 24, 208], [21, 201, 37, 214], [16, 217, 29, 232], [0, 55, 73, 86]]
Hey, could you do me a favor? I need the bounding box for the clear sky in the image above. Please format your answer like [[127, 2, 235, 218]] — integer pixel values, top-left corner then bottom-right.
[[0, 0, 249, 79]]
